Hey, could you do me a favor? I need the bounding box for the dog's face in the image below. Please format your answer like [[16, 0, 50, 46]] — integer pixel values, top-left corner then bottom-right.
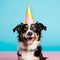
[[13, 22, 46, 46]]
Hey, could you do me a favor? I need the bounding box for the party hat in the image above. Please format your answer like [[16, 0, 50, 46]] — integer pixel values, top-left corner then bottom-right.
[[24, 2, 34, 24]]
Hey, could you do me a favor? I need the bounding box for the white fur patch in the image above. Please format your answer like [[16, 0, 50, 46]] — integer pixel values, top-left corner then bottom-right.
[[18, 40, 40, 60], [18, 50, 40, 60]]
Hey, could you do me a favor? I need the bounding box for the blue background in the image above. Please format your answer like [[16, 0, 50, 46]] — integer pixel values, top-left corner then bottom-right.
[[0, 0, 60, 51]]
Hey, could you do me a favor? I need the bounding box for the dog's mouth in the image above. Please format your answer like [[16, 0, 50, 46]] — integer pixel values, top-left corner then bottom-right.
[[24, 37, 34, 45]]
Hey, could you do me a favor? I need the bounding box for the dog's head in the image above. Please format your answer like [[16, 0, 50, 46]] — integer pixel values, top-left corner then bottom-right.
[[13, 22, 46, 46]]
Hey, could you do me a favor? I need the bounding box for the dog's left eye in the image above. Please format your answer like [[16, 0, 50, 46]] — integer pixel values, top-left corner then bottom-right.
[[31, 25, 37, 31], [31, 27, 36, 31], [33, 27, 36, 31]]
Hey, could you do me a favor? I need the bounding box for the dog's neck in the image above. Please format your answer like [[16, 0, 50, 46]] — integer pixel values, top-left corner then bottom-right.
[[17, 44, 41, 58], [19, 47, 37, 52], [18, 40, 40, 51]]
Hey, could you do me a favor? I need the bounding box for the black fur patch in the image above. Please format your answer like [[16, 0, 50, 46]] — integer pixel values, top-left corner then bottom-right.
[[34, 46, 41, 57], [17, 51, 21, 56], [34, 46, 47, 60]]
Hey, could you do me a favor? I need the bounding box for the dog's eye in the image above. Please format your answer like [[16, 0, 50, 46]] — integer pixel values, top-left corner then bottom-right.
[[31, 25, 37, 31], [24, 27, 28, 31], [33, 27, 36, 30], [31, 27, 36, 31], [22, 27, 28, 33], [32, 25, 35, 28]]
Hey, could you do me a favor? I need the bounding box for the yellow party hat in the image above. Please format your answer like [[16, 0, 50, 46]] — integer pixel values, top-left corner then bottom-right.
[[24, 2, 34, 24]]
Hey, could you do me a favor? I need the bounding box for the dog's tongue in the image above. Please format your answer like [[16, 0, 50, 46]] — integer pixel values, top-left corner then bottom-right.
[[27, 40, 33, 45]]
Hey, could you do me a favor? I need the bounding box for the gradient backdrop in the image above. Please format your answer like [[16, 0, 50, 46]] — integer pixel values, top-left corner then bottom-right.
[[0, 0, 60, 51]]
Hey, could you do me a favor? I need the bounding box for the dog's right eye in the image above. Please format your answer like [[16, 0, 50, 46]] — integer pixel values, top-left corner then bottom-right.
[[22, 27, 28, 33], [24, 27, 28, 31], [22, 24, 28, 33]]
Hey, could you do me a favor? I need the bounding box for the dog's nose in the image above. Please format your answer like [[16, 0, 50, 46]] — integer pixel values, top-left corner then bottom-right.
[[27, 32, 33, 36]]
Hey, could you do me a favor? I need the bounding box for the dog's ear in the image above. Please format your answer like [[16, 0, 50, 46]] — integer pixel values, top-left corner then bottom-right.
[[36, 22, 47, 31], [13, 23, 23, 32]]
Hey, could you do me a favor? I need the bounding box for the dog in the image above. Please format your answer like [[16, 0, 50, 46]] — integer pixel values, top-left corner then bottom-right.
[[13, 22, 47, 60]]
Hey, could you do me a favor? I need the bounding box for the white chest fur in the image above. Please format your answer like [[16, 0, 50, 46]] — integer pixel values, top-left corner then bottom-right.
[[19, 50, 40, 60], [18, 41, 40, 60]]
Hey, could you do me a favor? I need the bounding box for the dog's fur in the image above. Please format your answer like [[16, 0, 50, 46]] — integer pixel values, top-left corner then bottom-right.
[[13, 22, 47, 60]]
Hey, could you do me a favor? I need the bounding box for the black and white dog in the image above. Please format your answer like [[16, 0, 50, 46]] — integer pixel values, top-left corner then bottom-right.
[[13, 22, 47, 60]]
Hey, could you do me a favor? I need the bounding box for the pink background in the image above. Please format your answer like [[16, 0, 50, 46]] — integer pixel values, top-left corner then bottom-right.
[[0, 51, 60, 60]]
